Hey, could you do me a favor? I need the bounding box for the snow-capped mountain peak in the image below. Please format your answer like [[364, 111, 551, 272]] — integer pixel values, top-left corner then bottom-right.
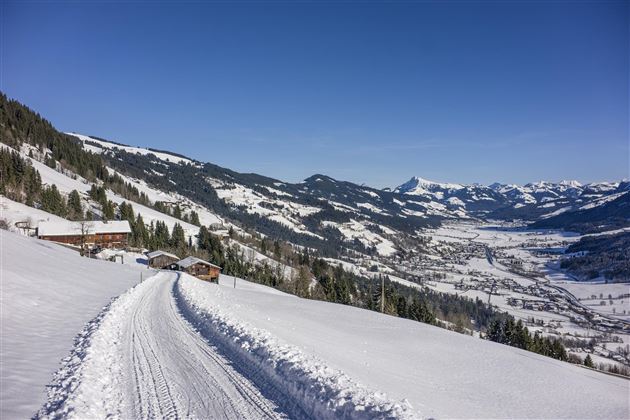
[[559, 180, 582, 188], [394, 176, 464, 194]]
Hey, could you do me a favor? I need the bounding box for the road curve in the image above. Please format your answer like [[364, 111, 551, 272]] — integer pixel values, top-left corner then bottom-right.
[[122, 272, 286, 419], [37, 271, 288, 419]]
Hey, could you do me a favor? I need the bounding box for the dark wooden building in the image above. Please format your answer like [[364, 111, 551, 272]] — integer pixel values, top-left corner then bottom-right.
[[146, 250, 180, 269], [171, 256, 221, 282], [37, 220, 131, 249]]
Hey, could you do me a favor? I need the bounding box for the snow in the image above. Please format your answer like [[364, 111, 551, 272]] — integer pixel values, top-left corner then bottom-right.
[[37, 220, 131, 236], [356, 202, 389, 215], [39, 272, 286, 419], [322, 219, 397, 256], [211, 179, 320, 237], [0, 196, 67, 228], [67, 133, 195, 165], [146, 250, 179, 260], [396, 176, 464, 195], [2, 144, 204, 242], [578, 192, 626, 210], [176, 255, 220, 269], [109, 168, 224, 227], [180, 275, 417, 419], [179, 274, 630, 419], [3, 207, 629, 419], [0, 230, 149, 418], [540, 205, 572, 218]]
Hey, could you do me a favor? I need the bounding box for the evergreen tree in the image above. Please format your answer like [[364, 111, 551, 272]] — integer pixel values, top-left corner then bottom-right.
[[67, 190, 83, 220], [102, 200, 115, 221], [197, 225, 225, 266], [190, 211, 201, 226], [40, 185, 67, 217], [119, 201, 135, 223], [154, 221, 170, 249], [584, 354, 594, 368], [133, 213, 149, 248], [170, 223, 186, 249], [273, 240, 281, 259], [173, 205, 182, 220]]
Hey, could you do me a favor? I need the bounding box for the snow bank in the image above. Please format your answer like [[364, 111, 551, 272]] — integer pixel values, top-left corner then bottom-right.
[[177, 274, 629, 419], [176, 275, 419, 419], [0, 230, 150, 418], [36, 275, 161, 419]]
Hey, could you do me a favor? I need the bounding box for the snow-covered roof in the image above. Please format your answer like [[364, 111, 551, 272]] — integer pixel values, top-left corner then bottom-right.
[[38, 220, 132, 236], [146, 250, 179, 260], [176, 256, 221, 269]]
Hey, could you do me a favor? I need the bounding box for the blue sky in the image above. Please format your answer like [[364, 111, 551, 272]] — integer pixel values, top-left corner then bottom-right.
[[2, 1, 628, 188]]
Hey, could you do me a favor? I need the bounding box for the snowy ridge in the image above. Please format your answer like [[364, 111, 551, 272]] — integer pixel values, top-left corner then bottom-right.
[[176, 275, 419, 420], [67, 133, 195, 165]]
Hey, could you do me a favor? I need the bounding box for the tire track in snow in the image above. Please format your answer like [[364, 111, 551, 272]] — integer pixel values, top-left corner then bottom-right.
[[36, 272, 288, 419]]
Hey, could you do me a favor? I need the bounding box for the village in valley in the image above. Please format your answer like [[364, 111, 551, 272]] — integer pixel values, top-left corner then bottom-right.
[[375, 222, 630, 373]]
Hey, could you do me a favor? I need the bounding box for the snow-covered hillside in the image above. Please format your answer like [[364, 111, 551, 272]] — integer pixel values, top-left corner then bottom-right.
[[4, 229, 627, 419], [179, 275, 629, 419], [0, 230, 151, 418], [67, 133, 196, 165]]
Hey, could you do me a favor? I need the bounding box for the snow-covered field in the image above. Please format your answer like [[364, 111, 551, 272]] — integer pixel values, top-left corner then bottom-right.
[[4, 228, 628, 419], [0, 230, 150, 418]]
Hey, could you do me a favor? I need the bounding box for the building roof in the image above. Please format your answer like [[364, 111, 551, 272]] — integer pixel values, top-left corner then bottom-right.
[[38, 220, 132, 236], [175, 256, 221, 269], [146, 250, 179, 260]]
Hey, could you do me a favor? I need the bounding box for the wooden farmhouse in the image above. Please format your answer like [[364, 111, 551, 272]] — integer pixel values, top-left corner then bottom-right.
[[170, 256, 221, 281], [146, 250, 180, 269], [37, 220, 131, 249]]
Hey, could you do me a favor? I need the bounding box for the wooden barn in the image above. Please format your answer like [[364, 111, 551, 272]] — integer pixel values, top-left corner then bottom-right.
[[37, 220, 131, 249], [170, 256, 221, 282], [146, 250, 180, 269]]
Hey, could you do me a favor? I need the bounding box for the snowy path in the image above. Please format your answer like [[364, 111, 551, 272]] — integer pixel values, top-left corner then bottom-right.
[[38, 272, 287, 419]]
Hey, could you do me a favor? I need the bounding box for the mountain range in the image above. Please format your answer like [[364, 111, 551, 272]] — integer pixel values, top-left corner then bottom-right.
[[70, 133, 629, 245]]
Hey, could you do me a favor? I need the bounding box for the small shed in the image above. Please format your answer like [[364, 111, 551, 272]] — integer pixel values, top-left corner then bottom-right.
[[146, 250, 180, 269], [171, 256, 221, 282]]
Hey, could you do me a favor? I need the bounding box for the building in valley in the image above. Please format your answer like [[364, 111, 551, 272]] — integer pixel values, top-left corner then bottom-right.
[[146, 250, 180, 269], [37, 220, 131, 249]]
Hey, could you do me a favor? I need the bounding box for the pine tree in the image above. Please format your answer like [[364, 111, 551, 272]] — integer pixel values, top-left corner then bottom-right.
[[170, 223, 186, 249], [119, 201, 135, 223], [190, 211, 201, 226], [584, 354, 594, 368], [40, 185, 67, 217], [133, 213, 149, 248], [173, 205, 182, 220], [273, 240, 281, 259], [67, 190, 83, 220], [154, 221, 170, 249], [102, 200, 115, 221]]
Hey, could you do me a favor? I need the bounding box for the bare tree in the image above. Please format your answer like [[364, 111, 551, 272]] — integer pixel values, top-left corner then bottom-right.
[[77, 220, 94, 256]]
